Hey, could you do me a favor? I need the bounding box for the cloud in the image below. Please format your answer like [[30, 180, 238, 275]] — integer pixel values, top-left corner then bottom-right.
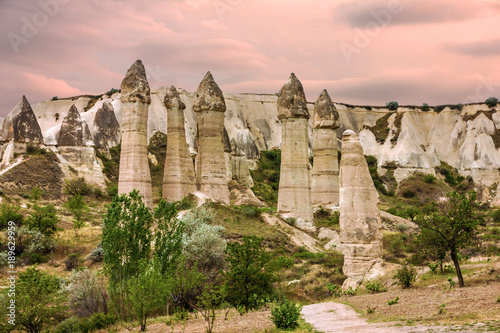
[[444, 39, 500, 57]]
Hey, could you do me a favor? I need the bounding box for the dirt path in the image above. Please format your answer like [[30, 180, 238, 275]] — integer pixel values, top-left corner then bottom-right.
[[301, 302, 490, 332]]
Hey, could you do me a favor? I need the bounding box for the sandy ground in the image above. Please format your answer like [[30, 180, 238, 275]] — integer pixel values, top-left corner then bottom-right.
[[301, 302, 499, 333]]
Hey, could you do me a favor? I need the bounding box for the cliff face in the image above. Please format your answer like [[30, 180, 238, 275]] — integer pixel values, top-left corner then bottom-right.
[[2, 88, 500, 203]]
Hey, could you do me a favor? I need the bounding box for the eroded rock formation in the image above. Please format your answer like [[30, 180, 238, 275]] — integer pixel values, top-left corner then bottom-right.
[[58, 105, 92, 146], [193, 72, 229, 204], [311, 89, 340, 208], [277, 74, 314, 230], [93, 102, 120, 150], [163, 85, 196, 202], [1, 95, 43, 144], [340, 130, 383, 289], [117, 60, 153, 207]]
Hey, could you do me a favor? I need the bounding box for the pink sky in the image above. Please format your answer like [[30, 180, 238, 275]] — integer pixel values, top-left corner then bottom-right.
[[1, 0, 500, 116]]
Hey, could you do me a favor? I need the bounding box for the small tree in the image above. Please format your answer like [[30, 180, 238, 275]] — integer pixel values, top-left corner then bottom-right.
[[415, 191, 484, 287], [485, 97, 498, 108], [29, 186, 43, 202], [191, 280, 227, 333], [386, 101, 399, 111], [421, 103, 430, 111], [65, 194, 89, 231], [67, 269, 109, 316], [25, 204, 59, 237], [224, 235, 277, 312], [15, 267, 67, 333], [0, 202, 23, 229]]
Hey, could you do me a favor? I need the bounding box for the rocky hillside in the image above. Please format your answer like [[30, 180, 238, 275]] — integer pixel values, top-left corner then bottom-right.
[[0, 89, 499, 204]]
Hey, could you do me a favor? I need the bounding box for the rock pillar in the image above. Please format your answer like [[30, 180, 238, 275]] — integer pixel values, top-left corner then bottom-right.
[[117, 60, 153, 207], [277, 73, 314, 229], [311, 89, 340, 208], [193, 72, 229, 204], [163, 86, 196, 202], [58, 105, 92, 146], [339, 130, 383, 289]]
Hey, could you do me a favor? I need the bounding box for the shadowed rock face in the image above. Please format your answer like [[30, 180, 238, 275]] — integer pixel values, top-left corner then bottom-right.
[[277, 73, 310, 120], [193, 72, 229, 204], [163, 85, 196, 202], [311, 90, 340, 207], [58, 105, 92, 146], [340, 130, 383, 289], [93, 102, 120, 149], [3, 95, 44, 144], [277, 74, 314, 229], [118, 60, 153, 207]]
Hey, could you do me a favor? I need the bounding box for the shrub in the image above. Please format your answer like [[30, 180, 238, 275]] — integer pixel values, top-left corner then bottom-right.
[[386, 101, 399, 111], [25, 204, 59, 237], [285, 217, 296, 226], [491, 209, 500, 223], [176, 194, 197, 210], [65, 253, 83, 271], [52, 313, 116, 333], [485, 97, 498, 108], [421, 103, 430, 111], [0, 202, 23, 229], [65, 194, 88, 230], [428, 262, 439, 274], [366, 282, 384, 293], [67, 269, 109, 316], [394, 264, 417, 288], [435, 105, 445, 113], [64, 178, 93, 196], [270, 299, 302, 330], [87, 245, 104, 263], [401, 189, 416, 198], [424, 174, 437, 183], [387, 296, 399, 306]]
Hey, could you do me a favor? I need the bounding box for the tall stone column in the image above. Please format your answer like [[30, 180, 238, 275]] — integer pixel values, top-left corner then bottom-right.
[[193, 72, 229, 204], [339, 130, 383, 289], [277, 73, 314, 229], [311, 89, 340, 208], [163, 85, 196, 202], [118, 59, 153, 208]]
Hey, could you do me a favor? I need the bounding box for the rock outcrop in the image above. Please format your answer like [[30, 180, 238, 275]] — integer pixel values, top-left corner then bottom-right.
[[277, 74, 314, 229], [193, 72, 229, 204], [93, 102, 120, 150], [340, 130, 383, 289], [311, 89, 340, 208], [1, 95, 43, 144], [163, 86, 196, 202], [57, 105, 92, 146], [117, 60, 153, 207]]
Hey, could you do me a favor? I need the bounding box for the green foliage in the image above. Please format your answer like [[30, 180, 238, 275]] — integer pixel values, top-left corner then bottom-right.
[[29, 186, 43, 201], [12, 268, 67, 333], [25, 203, 59, 237], [106, 88, 121, 96], [67, 269, 109, 317], [415, 191, 484, 287], [387, 296, 400, 306], [26, 143, 47, 155], [448, 277, 455, 289], [485, 97, 498, 108], [0, 202, 23, 229], [491, 208, 500, 223], [438, 303, 446, 315], [424, 174, 437, 183], [386, 101, 399, 111], [427, 262, 439, 274], [421, 103, 430, 111], [64, 253, 83, 271], [401, 189, 416, 198], [96, 145, 121, 184], [250, 150, 281, 206], [224, 235, 277, 312], [193, 281, 227, 333], [393, 264, 417, 288], [87, 245, 104, 263], [366, 282, 385, 293], [497, 295, 500, 303], [52, 313, 116, 333], [364, 155, 395, 196], [64, 177, 93, 196], [10, 226, 56, 262], [270, 299, 302, 330], [176, 194, 197, 211], [327, 283, 342, 297], [285, 217, 296, 226], [64, 194, 89, 230], [102, 190, 153, 318]]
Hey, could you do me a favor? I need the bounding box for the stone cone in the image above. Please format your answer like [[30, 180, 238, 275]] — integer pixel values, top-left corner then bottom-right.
[[277, 73, 314, 230], [163, 86, 196, 202], [1, 95, 44, 144], [93, 102, 120, 150], [117, 59, 153, 207], [58, 105, 92, 146], [311, 89, 340, 208], [193, 72, 229, 204], [339, 130, 383, 289]]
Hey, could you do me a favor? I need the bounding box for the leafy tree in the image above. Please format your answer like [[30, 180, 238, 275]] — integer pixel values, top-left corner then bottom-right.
[[64, 194, 89, 230], [224, 235, 277, 312], [414, 191, 484, 287], [101, 190, 153, 318], [485, 97, 498, 108], [67, 269, 109, 316], [0, 202, 23, 229], [25, 204, 59, 237], [386, 101, 399, 111], [125, 261, 168, 332], [191, 281, 227, 333], [421, 103, 430, 111], [14, 268, 67, 333], [29, 186, 43, 202]]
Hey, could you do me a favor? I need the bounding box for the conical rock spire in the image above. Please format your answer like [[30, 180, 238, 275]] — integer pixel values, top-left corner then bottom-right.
[[314, 89, 339, 129], [277, 73, 309, 119], [193, 72, 226, 112], [120, 59, 151, 104]]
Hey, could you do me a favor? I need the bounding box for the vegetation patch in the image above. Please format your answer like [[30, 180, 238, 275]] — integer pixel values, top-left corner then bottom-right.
[[390, 112, 404, 145], [250, 150, 281, 207], [364, 112, 394, 144], [462, 110, 496, 122]]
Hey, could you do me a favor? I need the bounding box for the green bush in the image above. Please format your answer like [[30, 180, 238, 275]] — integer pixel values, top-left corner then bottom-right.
[[485, 97, 498, 108], [366, 282, 385, 293], [491, 209, 500, 223], [64, 253, 83, 271], [270, 299, 302, 330], [424, 174, 437, 183], [87, 245, 104, 263], [421, 103, 430, 112], [386, 101, 399, 111], [401, 189, 416, 198], [393, 264, 417, 288], [0, 203, 23, 229], [52, 313, 116, 333], [64, 178, 93, 196], [25, 204, 59, 237]]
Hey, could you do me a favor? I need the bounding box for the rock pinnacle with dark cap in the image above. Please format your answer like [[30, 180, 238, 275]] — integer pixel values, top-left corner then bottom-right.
[[193, 71, 226, 113], [277, 73, 310, 120], [314, 89, 340, 129], [120, 59, 151, 104], [164, 85, 186, 110]]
